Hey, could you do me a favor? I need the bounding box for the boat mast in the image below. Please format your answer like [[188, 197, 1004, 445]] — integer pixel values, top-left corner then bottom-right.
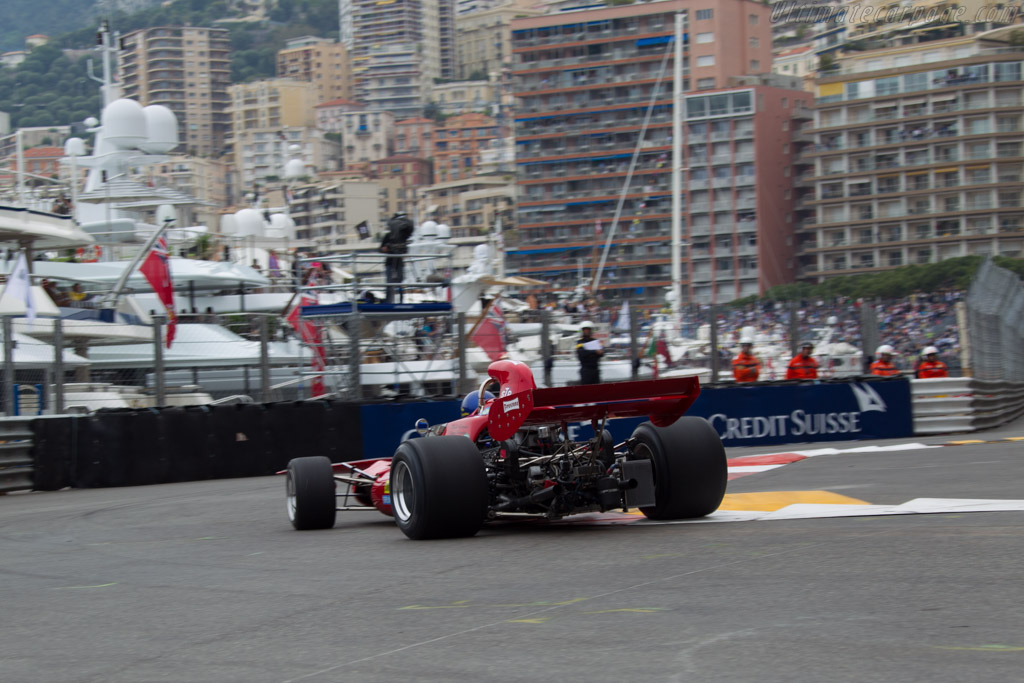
[[670, 12, 684, 337]]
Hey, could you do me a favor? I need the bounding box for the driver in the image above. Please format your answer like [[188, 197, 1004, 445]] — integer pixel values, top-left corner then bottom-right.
[[460, 390, 494, 417]]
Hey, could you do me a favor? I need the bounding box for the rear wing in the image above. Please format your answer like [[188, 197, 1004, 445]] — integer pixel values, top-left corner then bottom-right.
[[485, 360, 700, 440]]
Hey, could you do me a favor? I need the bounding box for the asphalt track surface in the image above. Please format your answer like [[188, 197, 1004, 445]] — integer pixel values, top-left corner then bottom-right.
[[2, 419, 1022, 683]]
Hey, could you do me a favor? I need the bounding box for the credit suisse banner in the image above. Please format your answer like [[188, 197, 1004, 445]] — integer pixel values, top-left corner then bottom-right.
[[686, 378, 913, 447], [359, 379, 914, 457]]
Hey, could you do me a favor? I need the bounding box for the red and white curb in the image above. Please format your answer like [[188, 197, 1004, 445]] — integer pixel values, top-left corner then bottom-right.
[[727, 442, 941, 480]]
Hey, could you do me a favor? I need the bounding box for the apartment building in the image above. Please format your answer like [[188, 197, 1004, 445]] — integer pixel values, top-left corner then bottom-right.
[[314, 99, 366, 134], [433, 80, 497, 115], [338, 110, 396, 170], [508, 0, 786, 305], [420, 174, 515, 272], [276, 36, 354, 104], [287, 179, 382, 249], [227, 79, 321, 194], [433, 112, 501, 183], [340, 0, 454, 118], [119, 26, 231, 157], [368, 156, 433, 216], [394, 117, 436, 156], [797, 30, 1024, 280], [454, 2, 545, 81], [151, 155, 229, 229]]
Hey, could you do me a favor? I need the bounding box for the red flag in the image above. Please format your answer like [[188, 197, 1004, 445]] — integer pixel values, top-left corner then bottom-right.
[[286, 294, 326, 396], [471, 301, 507, 362], [140, 235, 177, 347]]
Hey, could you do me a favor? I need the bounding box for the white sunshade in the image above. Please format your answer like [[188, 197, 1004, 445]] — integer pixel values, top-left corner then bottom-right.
[[85, 323, 307, 369]]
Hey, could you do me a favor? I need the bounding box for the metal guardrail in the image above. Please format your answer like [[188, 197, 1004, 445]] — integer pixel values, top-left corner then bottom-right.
[[911, 377, 1024, 434], [0, 416, 36, 493]]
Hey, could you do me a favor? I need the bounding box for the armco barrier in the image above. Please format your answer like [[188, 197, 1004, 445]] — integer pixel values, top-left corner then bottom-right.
[[358, 378, 915, 456], [0, 417, 35, 493], [20, 378, 917, 491], [912, 377, 1024, 434]]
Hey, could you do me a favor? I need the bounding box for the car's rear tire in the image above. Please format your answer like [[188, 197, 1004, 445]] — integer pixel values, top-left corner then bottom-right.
[[286, 456, 337, 530], [630, 416, 726, 520], [390, 436, 488, 540]]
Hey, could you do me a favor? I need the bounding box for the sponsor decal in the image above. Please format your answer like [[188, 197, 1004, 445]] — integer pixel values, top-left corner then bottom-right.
[[503, 397, 520, 412], [709, 411, 862, 440], [851, 383, 887, 413]]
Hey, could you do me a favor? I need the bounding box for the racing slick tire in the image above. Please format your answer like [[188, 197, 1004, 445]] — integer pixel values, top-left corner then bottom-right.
[[630, 416, 727, 520], [286, 456, 337, 530], [390, 436, 488, 540]]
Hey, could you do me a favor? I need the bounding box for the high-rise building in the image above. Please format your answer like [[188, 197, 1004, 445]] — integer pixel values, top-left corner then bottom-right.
[[226, 79, 340, 196], [339, 0, 454, 118], [454, 2, 545, 81], [797, 29, 1024, 279], [119, 26, 232, 157], [276, 36, 354, 104], [433, 112, 501, 183], [508, 0, 795, 305]]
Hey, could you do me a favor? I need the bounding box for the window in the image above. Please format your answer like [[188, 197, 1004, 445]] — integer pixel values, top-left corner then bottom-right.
[[750, 60, 760, 71], [697, 55, 715, 67], [696, 9, 713, 20], [750, 37, 759, 49], [749, 13, 759, 25], [697, 32, 713, 43], [697, 78, 716, 90]]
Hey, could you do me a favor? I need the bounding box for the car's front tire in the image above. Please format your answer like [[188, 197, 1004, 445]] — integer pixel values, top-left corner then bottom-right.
[[286, 456, 337, 530], [390, 436, 488, 540]]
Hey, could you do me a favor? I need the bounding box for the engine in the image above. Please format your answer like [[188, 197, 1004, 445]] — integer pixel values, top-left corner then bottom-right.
[[479, 426, 632, 520]]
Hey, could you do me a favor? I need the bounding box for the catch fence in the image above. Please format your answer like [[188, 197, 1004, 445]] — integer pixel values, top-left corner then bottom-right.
[[964, 257, 1024, 381]]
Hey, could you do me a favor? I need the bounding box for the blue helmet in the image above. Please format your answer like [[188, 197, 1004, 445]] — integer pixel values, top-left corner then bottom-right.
[[461, 391, 494, 417]]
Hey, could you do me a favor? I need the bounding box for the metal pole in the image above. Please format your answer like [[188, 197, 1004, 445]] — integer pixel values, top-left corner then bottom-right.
[[153, 314, 165, 407], [670, 12, 684, 336], [541, 308, 553, 388], [629, 307, 639, 381], [789, 299, 799, 359], [259, 314, 271, 402], [16, 130, 25, 206], [708, 303, 719, 383], [456, 311, 467, 395], [53, 317, 65, 414], [3, 317, 14, 416]]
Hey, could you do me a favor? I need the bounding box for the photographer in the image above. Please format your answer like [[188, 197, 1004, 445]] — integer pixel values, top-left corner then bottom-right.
[[379, 212, 413, 302]]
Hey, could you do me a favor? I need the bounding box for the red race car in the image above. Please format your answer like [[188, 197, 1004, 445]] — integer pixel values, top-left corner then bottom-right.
[[285, 359, 726, 540]]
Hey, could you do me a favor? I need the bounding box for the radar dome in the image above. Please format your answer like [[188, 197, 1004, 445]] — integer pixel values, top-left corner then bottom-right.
[[473, 244, 491, 262], [101, 99, 147, 150], [284, 158, 305, 179], [436, 223, 451, 239], [140, 105, 179, 154], [64, 137, 87, 157], [418, 221, 438, 240], [267, 212, 296, 238], [234, 208, 266, 238]]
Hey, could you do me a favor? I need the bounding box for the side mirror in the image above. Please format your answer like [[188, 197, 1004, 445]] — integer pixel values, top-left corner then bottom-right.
[[415, 418, 430, 436]]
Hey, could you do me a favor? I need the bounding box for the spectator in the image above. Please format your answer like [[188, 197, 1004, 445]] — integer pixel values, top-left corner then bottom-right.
[[68, 282, 90, 306], [42, 279, 69, 306], [575, 320, 603, 385]]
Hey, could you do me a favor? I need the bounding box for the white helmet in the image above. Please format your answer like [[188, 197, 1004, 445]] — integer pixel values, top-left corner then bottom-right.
[[876, 344, 895, 355], [580, 320, 595, 331], [923, 345, 939, 356]]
